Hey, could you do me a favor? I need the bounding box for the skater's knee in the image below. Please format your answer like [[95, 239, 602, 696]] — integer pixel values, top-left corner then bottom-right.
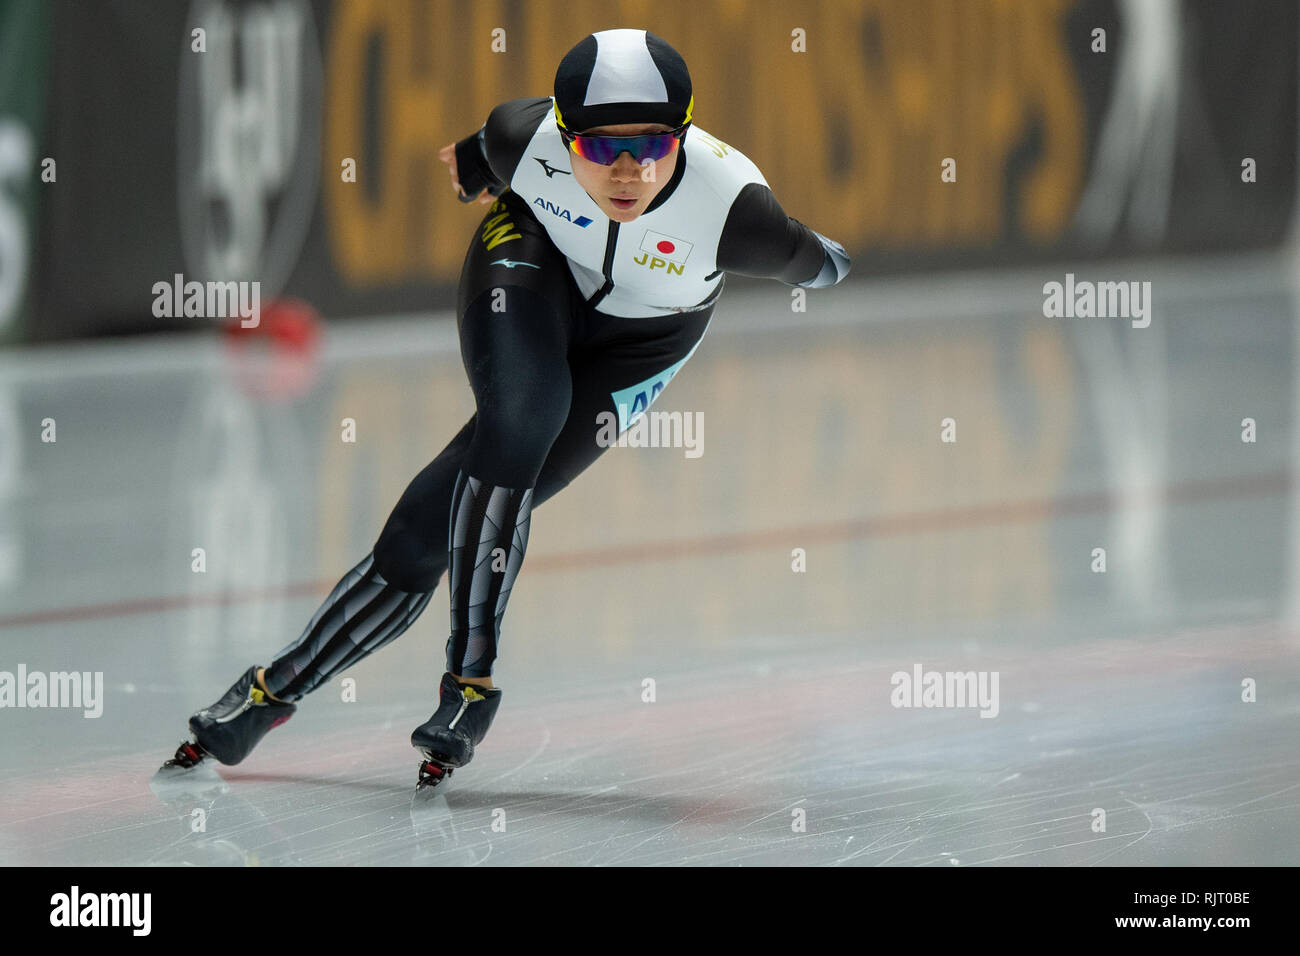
[[460, 445, 547, 489], [466, 393, 570, 488], [481, 372, 570, 441], [373, 524, 444, 592]]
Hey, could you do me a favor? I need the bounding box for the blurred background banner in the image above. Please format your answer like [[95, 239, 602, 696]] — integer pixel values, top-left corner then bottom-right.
[[0, 0, 49, 345], [20, 0, 1300, 341]]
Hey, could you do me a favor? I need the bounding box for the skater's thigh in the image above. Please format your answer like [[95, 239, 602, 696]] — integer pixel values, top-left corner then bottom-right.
[[457, 193, 581, 485], [533, 305, 714, 506], [457, 191, 577, 383]]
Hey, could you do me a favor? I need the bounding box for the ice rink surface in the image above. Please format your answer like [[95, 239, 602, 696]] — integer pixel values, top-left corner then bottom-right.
[[1, 253, 1298, 866]]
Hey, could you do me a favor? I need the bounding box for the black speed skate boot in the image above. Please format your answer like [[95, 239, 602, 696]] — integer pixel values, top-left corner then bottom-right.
[[410, 672, 503, 789], [159, 666, 297, 773]]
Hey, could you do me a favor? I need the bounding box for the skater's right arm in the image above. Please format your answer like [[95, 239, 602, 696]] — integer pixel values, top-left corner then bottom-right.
[[716, 183, 851, 288], [443, 97, 554, 204]]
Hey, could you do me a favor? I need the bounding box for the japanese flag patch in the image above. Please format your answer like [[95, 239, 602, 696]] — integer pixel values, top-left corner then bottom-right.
[[639, 230, 693, 265]]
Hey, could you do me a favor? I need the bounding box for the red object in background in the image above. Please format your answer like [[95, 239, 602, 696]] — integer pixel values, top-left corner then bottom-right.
[[222, 297, 324, 401]]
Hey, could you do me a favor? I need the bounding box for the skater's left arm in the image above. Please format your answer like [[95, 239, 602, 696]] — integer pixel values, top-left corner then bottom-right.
[[715, 183, 851, 288], [447, 97, 555, 204]]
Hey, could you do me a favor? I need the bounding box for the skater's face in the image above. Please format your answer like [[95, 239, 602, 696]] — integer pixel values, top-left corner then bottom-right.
[[568, 123, 680, 223]]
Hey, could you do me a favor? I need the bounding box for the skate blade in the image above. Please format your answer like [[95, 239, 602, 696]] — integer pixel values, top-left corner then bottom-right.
[[150, 756, 225, 792]]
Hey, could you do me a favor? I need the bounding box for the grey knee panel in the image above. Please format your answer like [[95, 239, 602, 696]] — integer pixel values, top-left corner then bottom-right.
[[445, 472, 534, 677]]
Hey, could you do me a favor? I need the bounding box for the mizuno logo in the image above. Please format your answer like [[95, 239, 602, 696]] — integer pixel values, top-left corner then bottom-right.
[[535, 157, 571, 178], [490, 259, 540, 269]]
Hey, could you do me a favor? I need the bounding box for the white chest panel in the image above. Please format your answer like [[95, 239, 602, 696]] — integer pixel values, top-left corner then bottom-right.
[[506, 102, 768, 317]]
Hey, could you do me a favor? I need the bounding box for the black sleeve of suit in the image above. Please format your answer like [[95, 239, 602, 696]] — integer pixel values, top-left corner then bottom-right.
[[716, 182, 850, 287], [452, 97, 554, 199]]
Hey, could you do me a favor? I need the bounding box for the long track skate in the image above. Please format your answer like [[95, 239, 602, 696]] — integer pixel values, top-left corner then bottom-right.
[[155, 666, 296, 777], [410, 673, 504, 791]]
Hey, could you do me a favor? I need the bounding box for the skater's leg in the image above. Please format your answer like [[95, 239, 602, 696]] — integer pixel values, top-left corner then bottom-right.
[[444, 196, 577, 682], [409, 195, 578, 779], [260, 551, 434, 701]]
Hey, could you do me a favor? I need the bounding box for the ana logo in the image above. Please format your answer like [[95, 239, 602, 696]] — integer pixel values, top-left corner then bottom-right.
[[534, 197, 592, 227], [534, 157, 571, 178], [633, 230, 693, 275]]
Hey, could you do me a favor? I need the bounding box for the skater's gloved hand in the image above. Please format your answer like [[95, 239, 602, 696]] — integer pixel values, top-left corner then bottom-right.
[[440, 142, 494, 205]]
